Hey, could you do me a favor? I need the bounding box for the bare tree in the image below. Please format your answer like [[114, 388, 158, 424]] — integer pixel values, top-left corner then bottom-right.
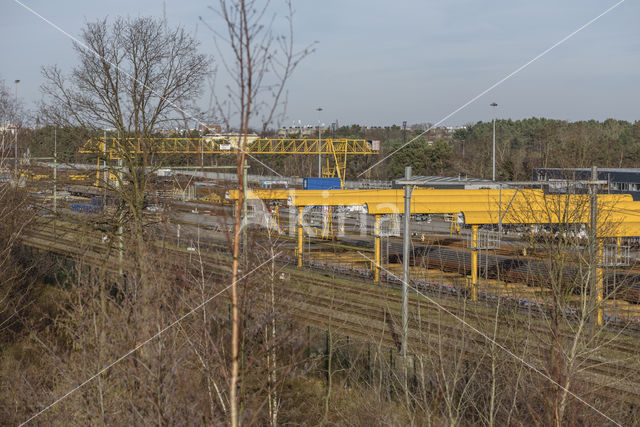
[[201, 1, 313, 425], [0, 78, 24, 171], [41, 17, 210, 282], [500, 189, 639, 425], [0, 76, 35, 344]]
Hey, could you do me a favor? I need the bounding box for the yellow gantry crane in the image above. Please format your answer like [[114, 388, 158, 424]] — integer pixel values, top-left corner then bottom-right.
[[80, 136, 380, 183]]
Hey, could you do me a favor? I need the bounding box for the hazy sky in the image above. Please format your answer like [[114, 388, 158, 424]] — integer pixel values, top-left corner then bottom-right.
[[1, 0, 638, 127]]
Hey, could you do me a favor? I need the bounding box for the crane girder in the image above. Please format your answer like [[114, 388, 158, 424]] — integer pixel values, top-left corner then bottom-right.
[[80, 137, 378, 155], [80, 137, 378, 182]]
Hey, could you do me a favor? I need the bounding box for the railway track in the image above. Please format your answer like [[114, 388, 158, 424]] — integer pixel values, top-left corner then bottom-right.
[[284, 267, 640, 357], [362, 237, 640, 304], [274, 271, 640, 404], [25, 218, 640, 342], [21, 219, 640, 406], [24, 216, 640, 325]]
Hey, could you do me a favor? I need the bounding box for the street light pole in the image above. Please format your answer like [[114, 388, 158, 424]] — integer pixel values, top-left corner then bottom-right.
[[316, 107, 323, 177], [14, 80, 20, 180], [402, 120, 407, 145], [490, 102, 498, 181]]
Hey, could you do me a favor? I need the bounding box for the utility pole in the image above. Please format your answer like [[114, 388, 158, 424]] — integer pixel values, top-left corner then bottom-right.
[[13, 80, 20, 181], [53, 128, 57, 216], [490, 102, 498, 181], [589, 165, 603, 326], [590, 166, 597, 245], [402, 166, 412, 358], [117, 158, 124, 276], [103, 129, 108, 192]]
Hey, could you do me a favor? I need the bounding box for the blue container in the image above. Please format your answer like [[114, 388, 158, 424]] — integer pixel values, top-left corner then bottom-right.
[[303, 177, 341, 190], [70, 203, 102, 214]]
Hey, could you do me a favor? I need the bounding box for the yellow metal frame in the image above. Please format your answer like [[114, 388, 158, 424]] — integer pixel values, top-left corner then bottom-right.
[[80, 137, 378, 183], [242, 188, 640, 239], [228, 189, 293, 201], [281, 188, 640, 325]]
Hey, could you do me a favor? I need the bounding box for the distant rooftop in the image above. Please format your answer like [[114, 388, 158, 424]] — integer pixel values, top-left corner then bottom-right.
[[536, 167, 640, 173], [392, 175, 499, 189]]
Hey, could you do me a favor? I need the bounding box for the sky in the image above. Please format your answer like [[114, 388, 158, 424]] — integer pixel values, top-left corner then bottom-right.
[[1, 0, 638, 128]]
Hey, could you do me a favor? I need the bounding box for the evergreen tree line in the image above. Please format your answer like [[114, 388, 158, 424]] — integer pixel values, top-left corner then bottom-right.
[[335, 119, 640, 181]]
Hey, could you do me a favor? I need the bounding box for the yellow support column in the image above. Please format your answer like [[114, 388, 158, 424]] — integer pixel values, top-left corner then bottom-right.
[[374, 214, 381, 283], [471, 225, 479, 302], [616, 236, 622, 261], [297, 206, 304, 268], [529, 224, 535, 249], [95, 155, 101, 187], [596, 240, 604, 326], [329, 206, 333, 238]]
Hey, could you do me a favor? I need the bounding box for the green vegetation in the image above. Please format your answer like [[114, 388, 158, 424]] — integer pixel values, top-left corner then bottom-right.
[[28, 126, 91, 162], [24, 118, 640, 182], [336, 118, 640, 180], [451, 118, 640, 180]]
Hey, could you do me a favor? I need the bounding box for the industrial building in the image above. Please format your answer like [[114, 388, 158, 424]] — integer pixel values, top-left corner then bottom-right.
[[533, 167, 640, 200]]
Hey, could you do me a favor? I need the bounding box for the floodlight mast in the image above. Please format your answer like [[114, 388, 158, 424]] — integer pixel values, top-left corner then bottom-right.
[[490, 102, 498, 181]]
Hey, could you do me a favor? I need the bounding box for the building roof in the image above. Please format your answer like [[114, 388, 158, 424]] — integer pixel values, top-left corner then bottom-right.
[[392, 175, 500, 189], [535, 167, 640, 173]]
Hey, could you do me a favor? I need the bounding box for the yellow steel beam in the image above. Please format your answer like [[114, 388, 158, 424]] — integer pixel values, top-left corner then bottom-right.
[[232, 187, 529, 207], [80, 137, 379, 155], [290, 188, 524, 207], [365, 194, 633, 215], [376, 192, 628, 211], [228, 189, 293, 200], [230, 187, 640, 237], [81, 137, 378, 183], [599, 221, 640, 238], [461, 203, 640, 225]]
